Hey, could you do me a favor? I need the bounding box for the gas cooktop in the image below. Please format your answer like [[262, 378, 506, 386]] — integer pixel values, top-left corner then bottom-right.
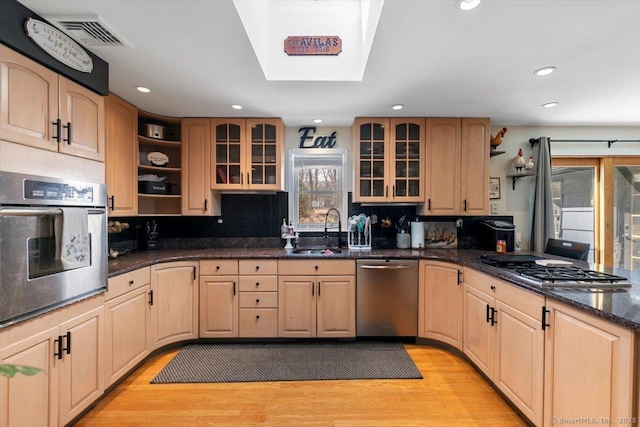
[[479, 254, 631, 291]]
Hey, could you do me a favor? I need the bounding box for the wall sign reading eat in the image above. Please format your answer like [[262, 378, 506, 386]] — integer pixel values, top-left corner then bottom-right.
[[299, 127, 338, 149]]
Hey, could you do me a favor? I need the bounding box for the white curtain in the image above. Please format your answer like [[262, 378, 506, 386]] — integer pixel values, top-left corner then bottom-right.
[[530, 137, 555, 252]]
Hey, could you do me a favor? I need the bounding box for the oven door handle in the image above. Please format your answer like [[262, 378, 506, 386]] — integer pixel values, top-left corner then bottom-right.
[[0, 208, 105, 216]]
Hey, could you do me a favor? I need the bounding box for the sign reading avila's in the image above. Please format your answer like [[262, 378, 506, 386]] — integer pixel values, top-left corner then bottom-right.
[[285, 36, 342, 56]]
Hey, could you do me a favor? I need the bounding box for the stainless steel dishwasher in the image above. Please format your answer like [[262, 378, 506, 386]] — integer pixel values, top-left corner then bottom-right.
[[356, 259, 418, 337]]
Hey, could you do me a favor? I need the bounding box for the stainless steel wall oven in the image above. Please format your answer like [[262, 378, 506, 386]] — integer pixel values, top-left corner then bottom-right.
[[0, 171, 107, 326]]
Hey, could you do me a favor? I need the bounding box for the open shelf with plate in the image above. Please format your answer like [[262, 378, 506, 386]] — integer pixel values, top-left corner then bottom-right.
[[137, 111, 182, 215]]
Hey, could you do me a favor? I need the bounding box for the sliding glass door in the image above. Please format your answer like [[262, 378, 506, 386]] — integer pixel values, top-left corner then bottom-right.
[[612, 161, 640, 271], [551, 159, 599, 263]]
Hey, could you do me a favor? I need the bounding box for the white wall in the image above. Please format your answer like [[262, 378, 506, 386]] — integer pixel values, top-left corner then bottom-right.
[[489, 125, 640, 250]]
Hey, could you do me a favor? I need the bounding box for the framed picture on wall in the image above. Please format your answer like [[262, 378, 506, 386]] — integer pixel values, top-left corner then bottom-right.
[[489, 177, 501, 199]]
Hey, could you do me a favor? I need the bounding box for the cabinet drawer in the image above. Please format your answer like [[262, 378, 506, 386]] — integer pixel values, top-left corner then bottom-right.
[[239, 292, 278, 308], [239, 259, 278, 275], [238, 275, 278, 292], [200, 259, 238, 275], [278, 259, 355, 276], [239, 309, 278, 337], [464, 267, 544, 320], [106, 267, 151, 301]]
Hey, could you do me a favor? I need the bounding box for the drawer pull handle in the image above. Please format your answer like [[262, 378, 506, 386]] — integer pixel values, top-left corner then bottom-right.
[[256, 315, 260, 320], [490, 285, 496, 291], [216, 265, 220, 270], [129, 280, 134, 286], [256, 282, 260, 287], [256, 265, 260, 270], [256, 299, 260, 303]]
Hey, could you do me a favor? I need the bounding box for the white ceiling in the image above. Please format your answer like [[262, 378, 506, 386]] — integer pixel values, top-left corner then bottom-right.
[[18, 0, 640, 128]]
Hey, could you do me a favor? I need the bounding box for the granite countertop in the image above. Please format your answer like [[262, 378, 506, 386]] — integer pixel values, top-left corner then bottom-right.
[[108, 247, 640, 332]]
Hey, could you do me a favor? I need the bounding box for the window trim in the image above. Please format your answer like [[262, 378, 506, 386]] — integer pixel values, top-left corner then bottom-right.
[[287, 148, 348, 232]]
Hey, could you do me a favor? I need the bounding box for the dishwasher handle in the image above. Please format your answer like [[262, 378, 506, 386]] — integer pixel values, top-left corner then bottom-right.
[[359, 264, 415, 270]]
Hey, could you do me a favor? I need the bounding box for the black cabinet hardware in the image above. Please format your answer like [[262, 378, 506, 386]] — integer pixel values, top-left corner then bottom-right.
[[52, 119, 62, 142], [63, 331, 71, 355], [54, 336, 63, 359], [204, 199, 208, 212], [486, 304, 491, 323], [233, 282, 236, 296], [148, 290, 154, 306], [108, 195, 115, 211], [457, 270, 462, 284], [63, 122, 72, 144], [193, 266, 196, 280], [541, 306, 550, 330], [129, 280, 134, 286], [490, 308, 497, 326]]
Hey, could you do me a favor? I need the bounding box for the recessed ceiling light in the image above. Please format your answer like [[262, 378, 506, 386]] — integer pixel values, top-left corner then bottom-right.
[[534, 66, 557, 76], [391, 104, 404, 111], [457, 0, 481, 11], [542, 102, 559, 108], [313, 118, 323, 124], [231, 104, 243, 110], [135, 86, 150, 93]]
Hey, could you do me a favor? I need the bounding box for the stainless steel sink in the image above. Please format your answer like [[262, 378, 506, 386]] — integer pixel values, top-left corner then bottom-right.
[[291, 247, 343, 255]]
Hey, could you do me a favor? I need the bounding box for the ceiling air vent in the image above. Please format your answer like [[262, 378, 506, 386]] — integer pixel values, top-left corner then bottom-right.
[[44, 15, 132, 48]]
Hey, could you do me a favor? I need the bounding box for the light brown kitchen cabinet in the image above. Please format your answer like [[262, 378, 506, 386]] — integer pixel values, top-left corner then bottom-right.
[[543, 299, 634, 427], [0, 325, 59, 426], [150, 261, 198, 348], [182, 118, 219, 215], [57, 306, 104, 425], [238, 260, 279, 337], [103, 267, 151, 387], [0, 295, 104, 427], [423, 118, 489, 215], [460, 118, 490, 215], [353, 117, 425, 203], [418, 261, 463, 350], [0, 44, 105, 162], [199, 260, 239, 338], [463, 268, 544, 426], [278, 260, 355, 338], [211, 118, 283, 191], [105, 94, 138, 216]]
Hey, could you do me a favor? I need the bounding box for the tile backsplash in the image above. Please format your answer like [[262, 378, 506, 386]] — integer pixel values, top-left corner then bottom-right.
[[108, 192, 512, 252]]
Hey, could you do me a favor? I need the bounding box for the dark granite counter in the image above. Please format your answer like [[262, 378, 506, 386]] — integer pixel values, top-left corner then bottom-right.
[[108, 248, 640, 332]]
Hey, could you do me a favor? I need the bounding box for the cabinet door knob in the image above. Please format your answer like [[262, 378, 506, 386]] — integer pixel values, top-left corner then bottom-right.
[[490, 285, 496, 291], [255, 265, 260, 270], [255, 282, 260, 287], [256, 299, 260, 303], [256, 315, 260, 320], [129, 280, 134, 286], [216, 265, 220, 270]]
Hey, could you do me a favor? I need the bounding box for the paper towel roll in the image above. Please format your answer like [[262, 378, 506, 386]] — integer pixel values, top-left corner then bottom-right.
[[411, 221, 424, 249]]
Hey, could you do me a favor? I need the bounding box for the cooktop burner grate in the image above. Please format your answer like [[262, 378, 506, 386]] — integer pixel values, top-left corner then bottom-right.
[[479, 255, 631, 290]]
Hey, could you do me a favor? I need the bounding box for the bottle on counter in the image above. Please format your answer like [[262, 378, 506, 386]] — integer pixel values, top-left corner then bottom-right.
[[281, 218, 288, 237]]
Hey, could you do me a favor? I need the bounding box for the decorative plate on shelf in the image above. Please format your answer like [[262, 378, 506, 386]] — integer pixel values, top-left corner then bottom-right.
[[148, 151, 169, 167]]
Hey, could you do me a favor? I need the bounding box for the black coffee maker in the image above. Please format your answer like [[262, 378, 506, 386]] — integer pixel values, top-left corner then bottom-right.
[[478, 220, 515, 252]]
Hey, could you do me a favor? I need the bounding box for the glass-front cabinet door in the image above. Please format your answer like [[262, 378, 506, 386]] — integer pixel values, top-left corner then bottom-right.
[[211, 118, 282, 190], [391, 118, 424, 202], [354, 118, 388, 202], [353, 118, 424, 203], [246, 118, 282, 190], [212, 119, 244, 189]]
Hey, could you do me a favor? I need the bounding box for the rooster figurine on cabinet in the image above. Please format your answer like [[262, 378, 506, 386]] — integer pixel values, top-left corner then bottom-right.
[[490, 127, 507, 147], [514, 148, 526, 173], [524, 155, 535, 171]]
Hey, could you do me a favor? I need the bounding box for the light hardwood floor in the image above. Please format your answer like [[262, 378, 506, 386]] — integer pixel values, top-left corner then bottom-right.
[[76, 344, 529, 426]]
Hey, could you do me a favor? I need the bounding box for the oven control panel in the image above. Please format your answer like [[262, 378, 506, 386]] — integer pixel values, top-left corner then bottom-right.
[[24, 179, 94, 203]]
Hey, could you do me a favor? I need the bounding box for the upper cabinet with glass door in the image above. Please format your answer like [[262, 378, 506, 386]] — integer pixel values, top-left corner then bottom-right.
[[353, 118, 425, 203], [211, 118, 283, 191]]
